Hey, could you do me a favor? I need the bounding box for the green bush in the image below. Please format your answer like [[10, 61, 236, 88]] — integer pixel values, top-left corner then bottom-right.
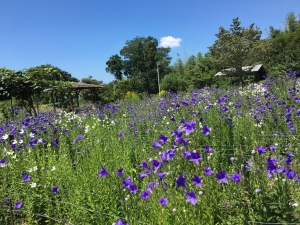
[[161, 73, 188, 93]]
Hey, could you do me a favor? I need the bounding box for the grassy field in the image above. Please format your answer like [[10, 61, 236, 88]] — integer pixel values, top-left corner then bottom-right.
[[1, 71, 300, 224]]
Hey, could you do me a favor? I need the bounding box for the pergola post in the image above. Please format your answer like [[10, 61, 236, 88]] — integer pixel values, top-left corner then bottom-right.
[[76, 90, 80, 107], [52, 91, 56, 113], [92, 89, 97, 104], [70, 93, 74, 112]]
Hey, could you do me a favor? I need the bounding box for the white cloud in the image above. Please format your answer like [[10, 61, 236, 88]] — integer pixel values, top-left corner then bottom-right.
[[160, 36, 182, 48]]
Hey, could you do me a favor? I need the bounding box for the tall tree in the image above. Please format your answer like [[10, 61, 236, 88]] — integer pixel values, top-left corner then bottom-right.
[[105, 54, 123, 80], [106, 36, 172, 94], [284, 12, 299, 33], [208, 18, 262, 83]]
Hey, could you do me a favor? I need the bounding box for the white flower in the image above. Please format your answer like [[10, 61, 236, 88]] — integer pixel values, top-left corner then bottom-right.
[[28, 168, 33, 173], [6, 150, 13, 156], [1, 134, 9, 140], [30, 182, 36, 188], [33, 166, 38, 171], [19, 129, 25, 134], [29, 132, 35, 138], [51, 166, 56, 171]]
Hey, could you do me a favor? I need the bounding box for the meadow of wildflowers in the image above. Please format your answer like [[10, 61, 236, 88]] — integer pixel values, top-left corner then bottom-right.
[[1, 71, 300, 224]]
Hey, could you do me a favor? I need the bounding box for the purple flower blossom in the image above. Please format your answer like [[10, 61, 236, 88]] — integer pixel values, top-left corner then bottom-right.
[[77, 135, 82, 140], [0, 158, 6, 165], [140, 189, 151, 199], [191, 175, 202, 188], [52, 186, 59, 194], [128, 184, 138, 194], [286, 170, 296, 180], [277, 166, 286, 174], [201, 125, 211, 136], [122, 177, 133, 189], [98, 166, 109, 178], [156, 172, 165, 181], [152, 160, 163, 172], [267, 157, 277, 171], [115, 218, 128, 225], [256, 145, 268, 155], [15, 200, 23, 209], [284, 157, 292, 165], [216, 170, 228, 184], [118, 130, 123, 136], [204, 144, 213, 153], [182, 120, 196, 135], [269, 145, 276, 151], [176, 173, 188, 188], [186, 190, 198, 205], [158, 198, 168, 206], [245, 160, 252, 170], [181, 150, 191, 159], [148, 181, 159, 190], [230, 172, 241, 183], [171, 130, 183, 138], [160, 149, 175, 161], [295, 177, 300, 183], [204, 167, 214, 176], [159, 135, 168, 145], [116, 169, 124, 177], [3, 197, 9, 202], [289, 125, 295, 131], [21, 172, 31, 182], [189, 151, 202, 165], [139, 161, 150, 170], [152, 140, 161, 149], [139, 171, 149, 180]]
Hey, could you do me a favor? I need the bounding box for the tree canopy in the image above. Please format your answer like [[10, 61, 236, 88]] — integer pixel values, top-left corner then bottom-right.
[[209, 18, 262, 83], [106, 36, 172, 94]]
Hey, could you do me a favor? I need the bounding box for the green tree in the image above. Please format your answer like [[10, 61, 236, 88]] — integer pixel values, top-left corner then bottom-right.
[[172, 58, 185, 76], [208, 17, 262, 83], [268, 26, 282, 39], [106, 36, 172, 94], [284, 12, 299, 33], [105, 54, 123, 80], [26, 64, 79, 105], [192, 53, 216, 88], [161, 73, 188, 93]]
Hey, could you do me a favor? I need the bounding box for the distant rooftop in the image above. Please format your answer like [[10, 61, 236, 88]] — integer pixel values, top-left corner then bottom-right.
[[215, 64, 265, 77]]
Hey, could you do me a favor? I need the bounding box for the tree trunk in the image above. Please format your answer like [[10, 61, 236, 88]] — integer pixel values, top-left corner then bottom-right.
[[28, 95, 37, 117]]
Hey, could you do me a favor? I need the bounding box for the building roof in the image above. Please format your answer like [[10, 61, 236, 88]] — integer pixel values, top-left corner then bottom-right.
[[43, 82, 103, 92], [215, 64, 265, 77], [70, 82, 103, 90]]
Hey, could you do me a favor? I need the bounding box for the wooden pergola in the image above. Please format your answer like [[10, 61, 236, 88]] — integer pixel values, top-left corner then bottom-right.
[[44, 82, 103, 113]]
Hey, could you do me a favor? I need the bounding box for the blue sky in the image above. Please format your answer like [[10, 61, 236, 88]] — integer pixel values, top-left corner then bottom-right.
[[1, 0, 299, 83]]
